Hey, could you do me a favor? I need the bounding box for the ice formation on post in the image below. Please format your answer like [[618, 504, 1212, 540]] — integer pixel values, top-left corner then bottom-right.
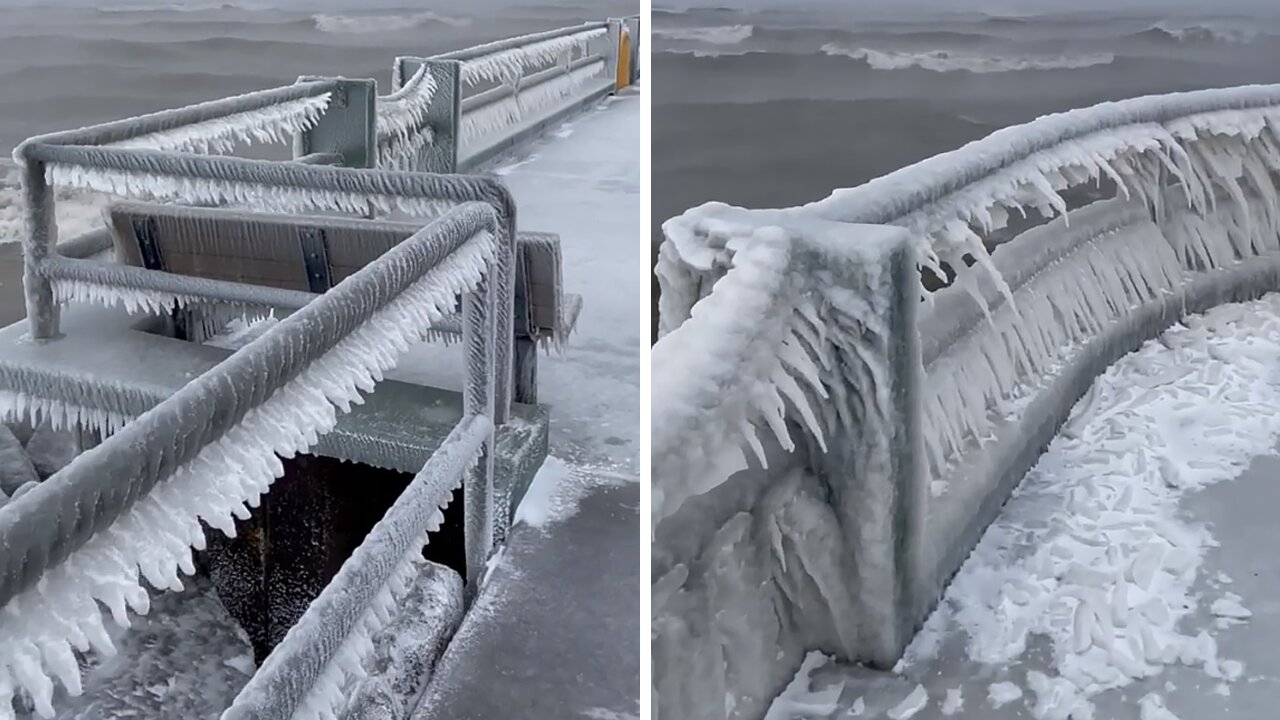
[[653, 206, 905, 527], [107, 94, 332, 155], [376, 65, 437, 170], [0, 231, 495, 720], [460, 61, 607, 146], [459, 27, 606, 86]]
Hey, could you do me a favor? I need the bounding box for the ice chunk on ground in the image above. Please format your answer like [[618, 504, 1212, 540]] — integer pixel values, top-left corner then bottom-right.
[[762, 652, 839, 720], [1138, 693, 1181, 720], [1209, 594, 1251, 619], [887, 685, 929, 720], [988, 681, 1023, 708], [940, 688, 963, 715]]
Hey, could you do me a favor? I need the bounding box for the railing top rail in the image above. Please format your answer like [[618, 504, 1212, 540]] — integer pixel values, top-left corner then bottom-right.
[[800, 83, 1280, 226], [10, 80, 336, 152], [427, 21, 609, 62], [0, 202, 498, 607]]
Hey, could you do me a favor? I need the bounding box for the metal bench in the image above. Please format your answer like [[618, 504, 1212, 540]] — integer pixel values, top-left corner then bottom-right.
[[103, 201, 583, 400]]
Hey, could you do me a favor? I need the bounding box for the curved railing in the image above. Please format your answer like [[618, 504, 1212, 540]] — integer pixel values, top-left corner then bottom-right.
[[653, 83, 1280, 720]]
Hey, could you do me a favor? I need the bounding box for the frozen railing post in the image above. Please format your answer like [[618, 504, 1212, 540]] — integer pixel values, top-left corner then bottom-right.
[[462, 259, 498, 597], [21, 158, 58, 339], [392, 58, 462, 174], [607, 18, 624, 83], [625, 15, 641, 85], [292, 77, 376, 168]]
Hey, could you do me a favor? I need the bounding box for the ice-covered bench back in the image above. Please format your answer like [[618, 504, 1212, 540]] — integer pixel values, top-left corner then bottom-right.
[[652, 83, 1280, 720], [104, 201, 581, 350]]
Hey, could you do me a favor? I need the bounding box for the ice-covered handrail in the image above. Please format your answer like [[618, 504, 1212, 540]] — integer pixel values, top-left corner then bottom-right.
[[0, 203, 500, 718], [18, 80, 337, 149], [376, 63, 438, 169], [461, 57, 608, 146], [788, 84, 1280, 292], [221, 414, 490, 720], [439, 23, 608, 86]]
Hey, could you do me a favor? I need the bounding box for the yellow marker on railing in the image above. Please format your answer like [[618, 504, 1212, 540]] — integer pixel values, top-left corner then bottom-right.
[[616, 27, 632, 90]]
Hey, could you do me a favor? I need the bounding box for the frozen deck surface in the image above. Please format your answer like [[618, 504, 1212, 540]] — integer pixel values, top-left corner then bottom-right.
[[407, 90, 641, 719], [765, 296, 1280, 720]]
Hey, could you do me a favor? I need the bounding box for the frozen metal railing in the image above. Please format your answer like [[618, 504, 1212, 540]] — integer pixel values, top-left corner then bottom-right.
[[14, 124, 519, 424], [654, 84, 1280, 719], [221, 414, 490, 720], [0, 202, 502, 718], [391, 20, 622, 173]]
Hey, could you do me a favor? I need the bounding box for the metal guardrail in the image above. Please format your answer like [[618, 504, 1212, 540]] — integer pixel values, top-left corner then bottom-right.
[[653, 84, 1280, 720], [391, 18, 632, 174]]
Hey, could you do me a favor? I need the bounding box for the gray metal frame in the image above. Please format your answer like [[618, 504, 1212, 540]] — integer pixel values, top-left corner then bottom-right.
[[392, 20, 618, 175]]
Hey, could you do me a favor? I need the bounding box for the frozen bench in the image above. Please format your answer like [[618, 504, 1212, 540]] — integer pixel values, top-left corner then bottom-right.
[[103, 201, 583, 401]]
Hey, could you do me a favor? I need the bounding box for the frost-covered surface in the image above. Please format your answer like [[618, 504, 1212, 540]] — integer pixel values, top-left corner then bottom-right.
[[459, 27, 606, 87], [344, 563, 463, 720], [377, 65, 437, 170], [760, 293, 1280, 719], [461, 60, 607, 146], [12, 575, 253, 720], [0, 232, 494, 719], [107, 94, 331, 156]]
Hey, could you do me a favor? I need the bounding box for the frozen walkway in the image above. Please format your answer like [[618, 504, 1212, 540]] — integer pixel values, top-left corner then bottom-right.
[[766, 295, 1280, 720], [407, 90, 640, 719]]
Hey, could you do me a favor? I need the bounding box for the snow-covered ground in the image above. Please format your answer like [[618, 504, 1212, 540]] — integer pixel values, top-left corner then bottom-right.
[[765, 294, 1280, 720]]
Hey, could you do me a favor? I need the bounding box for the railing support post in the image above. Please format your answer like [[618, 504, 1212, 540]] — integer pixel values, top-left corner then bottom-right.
[[22, 159, 59, 340], [419, 59, 462, 174], [462, 268, 498, 602], [292, 77, 377, 169]]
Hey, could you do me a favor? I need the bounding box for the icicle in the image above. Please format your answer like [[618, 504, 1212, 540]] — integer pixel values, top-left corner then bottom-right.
[[460, 28, 606, 86], [461, 60, 606, 145], [109, 94, 332, 155]]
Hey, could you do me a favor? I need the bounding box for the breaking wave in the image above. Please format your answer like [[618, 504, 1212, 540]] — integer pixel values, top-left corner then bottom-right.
[[313, 11, 472, 34], [1144, 21, 1261, 45], [653, 24, 754, 45], [821, 45, 1116, 73]]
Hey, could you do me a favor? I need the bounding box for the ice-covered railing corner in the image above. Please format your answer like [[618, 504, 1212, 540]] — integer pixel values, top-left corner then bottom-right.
[[652, 83, 1280, 720], [0, 202, 504, 720], [390, 19, 626, 174]]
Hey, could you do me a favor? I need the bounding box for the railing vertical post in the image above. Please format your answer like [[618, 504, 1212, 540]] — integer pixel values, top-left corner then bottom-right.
[[22, 159, 59, 339], [462, 264, 498, 601], [824, 233, 926, 667], [292, 77, 377, 169], [627, 15, 641, 85], [420, 59, 462, 174]]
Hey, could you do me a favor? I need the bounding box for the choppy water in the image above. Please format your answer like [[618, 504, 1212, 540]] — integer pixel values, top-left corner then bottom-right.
[[651, 3, 1280, 247]]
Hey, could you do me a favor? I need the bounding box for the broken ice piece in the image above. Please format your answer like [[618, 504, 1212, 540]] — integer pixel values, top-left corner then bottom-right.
[[988, 681, 1023, 708], [1138, 693, 1181, 720], [888, 684, 928, 720], [1209, 594, 1251, 619], [940, 688, 963, 715]]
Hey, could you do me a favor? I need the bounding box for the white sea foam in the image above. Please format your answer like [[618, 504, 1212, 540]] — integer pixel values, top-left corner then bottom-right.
[[313, 10, 471, 34], [821, 44, 1115, 73], [653, 24, 754, 45], [1150, 21, 1261, 45]]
